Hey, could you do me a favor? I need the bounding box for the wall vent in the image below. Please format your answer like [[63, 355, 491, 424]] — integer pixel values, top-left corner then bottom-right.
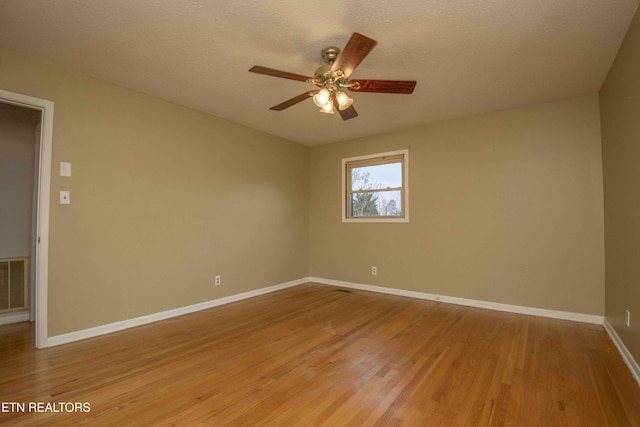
[[0, 258, 28, 313]]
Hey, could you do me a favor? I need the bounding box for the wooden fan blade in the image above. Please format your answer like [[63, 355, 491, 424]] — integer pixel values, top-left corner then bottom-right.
[[330, 33, 377, 79], [347, 80, 417, 94], [269, 91, 317, 111], [249, 66, 311, 82], [333, 98, 358, 120]]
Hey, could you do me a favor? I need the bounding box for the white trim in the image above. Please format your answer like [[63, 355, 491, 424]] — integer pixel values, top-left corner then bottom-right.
[[342, 149, 409, 223], [0, 90, 53, 349], [0, 311, 30, 326], [42, 275, 640, 387], [47, 277, 308, 347], [603, 318, 640, 386], [309, 277, 604, 324]]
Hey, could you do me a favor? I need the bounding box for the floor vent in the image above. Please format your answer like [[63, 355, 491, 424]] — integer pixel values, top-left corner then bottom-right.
[[335, 289, 353, 293]]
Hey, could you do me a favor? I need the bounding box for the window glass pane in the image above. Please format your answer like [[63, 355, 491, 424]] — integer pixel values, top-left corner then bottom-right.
[[351, 190, 402, 217], [351, 162, 402, 191]]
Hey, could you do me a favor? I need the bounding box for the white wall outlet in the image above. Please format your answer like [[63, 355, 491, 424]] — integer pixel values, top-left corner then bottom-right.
[[59, 191, 70, 204], [626, 310, 631, 327], [371, 266, 377, 275], [215, 275, 221, 286]]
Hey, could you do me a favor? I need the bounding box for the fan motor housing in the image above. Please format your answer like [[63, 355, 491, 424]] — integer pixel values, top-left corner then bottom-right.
[[321, 46, 340, 64]]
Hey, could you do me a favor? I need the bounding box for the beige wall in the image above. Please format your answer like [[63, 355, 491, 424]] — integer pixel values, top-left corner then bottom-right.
[[310, 95, 605, 315], [600, 7, 640, 363], [0, 48, 610, 338], [0, 51, 309, 336], [0, 103, 36, 258]]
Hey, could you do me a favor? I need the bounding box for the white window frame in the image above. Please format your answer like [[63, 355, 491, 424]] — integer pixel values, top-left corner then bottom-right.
[[342, 149, 409, 223]]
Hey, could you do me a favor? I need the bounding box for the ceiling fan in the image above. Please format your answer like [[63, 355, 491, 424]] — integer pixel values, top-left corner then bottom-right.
[[249, 33, 417, 121]]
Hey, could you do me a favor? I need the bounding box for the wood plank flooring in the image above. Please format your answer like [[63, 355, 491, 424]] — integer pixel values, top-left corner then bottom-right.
[[1, 283, 639, 426]]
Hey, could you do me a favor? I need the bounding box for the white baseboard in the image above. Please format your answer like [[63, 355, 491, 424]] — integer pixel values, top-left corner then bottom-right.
[[603, 318, 640, 386], [44, 276, 639, 386], [47, 277, 308, 347], [0, 311, 30, 326], [309, 277, 604, 324]]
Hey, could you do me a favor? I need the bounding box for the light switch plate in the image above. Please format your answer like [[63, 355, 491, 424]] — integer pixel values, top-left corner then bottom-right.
[[59, 191, 70, 204], [60, 162, 72, 177]]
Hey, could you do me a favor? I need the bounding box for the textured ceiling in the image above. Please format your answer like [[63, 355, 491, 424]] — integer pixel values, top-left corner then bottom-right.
[[0, 0, 638, 146]]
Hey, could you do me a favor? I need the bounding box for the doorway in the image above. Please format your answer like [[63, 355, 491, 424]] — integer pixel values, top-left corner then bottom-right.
[[0, 90, 53, 348]]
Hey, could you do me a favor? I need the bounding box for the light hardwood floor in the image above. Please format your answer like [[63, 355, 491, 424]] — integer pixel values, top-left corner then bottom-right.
[[1, 283, 639, 426]]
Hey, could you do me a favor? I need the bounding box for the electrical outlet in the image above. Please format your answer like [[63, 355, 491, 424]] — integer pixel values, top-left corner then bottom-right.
[[371, 266, 377, 275], [626, 310, 631, 327], [59, 191, 70, 205], [215, 275, 221, 286]]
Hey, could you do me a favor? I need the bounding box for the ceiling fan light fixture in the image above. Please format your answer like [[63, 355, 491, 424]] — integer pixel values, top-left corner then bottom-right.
[[249, 33, 416, 121], [319, 101, 335, 114], [336, 91, 353, 110], [313, 89, 331, 107]]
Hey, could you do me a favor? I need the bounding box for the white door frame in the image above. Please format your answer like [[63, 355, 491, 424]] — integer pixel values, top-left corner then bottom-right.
[[0, 89, 53, 348]]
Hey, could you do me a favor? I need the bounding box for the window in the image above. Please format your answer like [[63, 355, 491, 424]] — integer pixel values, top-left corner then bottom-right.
[[342, 149, 409, 222]]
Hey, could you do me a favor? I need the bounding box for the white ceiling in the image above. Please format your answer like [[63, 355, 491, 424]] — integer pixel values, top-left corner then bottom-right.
[[0, 0, 638, 146]]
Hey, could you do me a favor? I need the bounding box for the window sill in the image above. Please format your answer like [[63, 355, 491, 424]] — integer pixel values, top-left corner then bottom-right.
[[342, 217, 409, 223]]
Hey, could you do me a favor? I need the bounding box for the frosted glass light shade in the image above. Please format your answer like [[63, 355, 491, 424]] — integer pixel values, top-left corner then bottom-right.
[[319, 100, 335, 114], [313, 89, 331, 107], [336, 91, 353, 110]]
